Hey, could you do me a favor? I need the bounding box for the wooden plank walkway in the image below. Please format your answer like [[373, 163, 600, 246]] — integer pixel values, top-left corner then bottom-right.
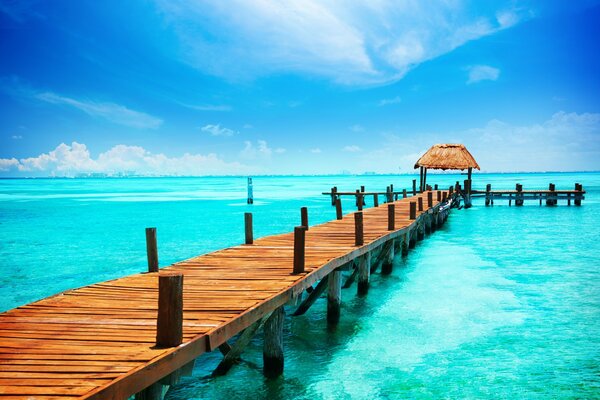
[[0, 191, 450, 399]]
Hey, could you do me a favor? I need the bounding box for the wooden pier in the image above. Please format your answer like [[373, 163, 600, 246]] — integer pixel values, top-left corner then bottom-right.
[[0, 190, 453, 399], [473, 183, 585, 206]]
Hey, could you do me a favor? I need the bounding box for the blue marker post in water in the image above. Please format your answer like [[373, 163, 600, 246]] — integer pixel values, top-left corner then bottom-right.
[[247, 177, 254, 204]]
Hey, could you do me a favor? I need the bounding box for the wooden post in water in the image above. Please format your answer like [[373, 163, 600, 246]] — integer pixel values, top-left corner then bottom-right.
[[373, 193, 379, 207], [327, 269, 342, 324], [463, 179, 472, 208], [437, 191, 441, 202], [300, 207, 309, 230], [356, 190, 364, 210], [442, 191, 447, 202], [247, 177, 254, 204], [434, 184, 438, 190], [485, 184, 491, 206], [403, 188, 407, 198], [156, 273, 183, 348], [263, 306, 285, 378], [381, 239, 395, 275], [293, 227, 305, 274], [409, 201, 416, 220], [427, 191, 433, 209], [418, 197, 423, 212], [388, 204, 395, 231], [354, 212, 364, 246], [331, 187, 338, 206], [515, 184, 524, 206], [244, 213, 253, 244], [357, 252, 371, 296], [575, 183, 582, 206], [135, 384, 162, 400], [546, 183, 556, 206], [402, 232, 409, 256], [335, 199, 343, 220], [145, 228, 159, 273], [412, 179, 417, 196]]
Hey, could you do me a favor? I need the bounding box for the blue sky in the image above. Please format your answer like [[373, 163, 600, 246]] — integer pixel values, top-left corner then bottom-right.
[[1, 0, 599, 176]]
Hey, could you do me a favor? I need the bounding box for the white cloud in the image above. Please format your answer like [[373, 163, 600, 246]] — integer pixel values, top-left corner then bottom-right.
[[156, 0, 527, 85], [35, 92, 162, 129], [240, 140, 279, 160], [343, 145, 362, 152], [350, 124, 364, 132], [310, 148, 322, 153], [0, 142, 252, 176], [11, 135, 22, 139], [467, 65, 500, 84], [378, 96, 402, 106], [200, 124, 237, 136]]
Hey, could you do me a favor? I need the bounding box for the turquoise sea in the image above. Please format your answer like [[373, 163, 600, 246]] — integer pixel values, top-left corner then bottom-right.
[[1, 173, 599, 399]]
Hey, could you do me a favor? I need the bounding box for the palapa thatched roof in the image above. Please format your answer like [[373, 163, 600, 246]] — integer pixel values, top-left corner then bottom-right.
[[414, 144, 480, 171]]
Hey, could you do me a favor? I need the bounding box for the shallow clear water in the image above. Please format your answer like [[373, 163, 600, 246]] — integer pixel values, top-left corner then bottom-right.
[[1, 173, 599, 398]]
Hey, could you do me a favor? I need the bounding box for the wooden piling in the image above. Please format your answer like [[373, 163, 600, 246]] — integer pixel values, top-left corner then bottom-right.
[[156, 273, 183, 348], [356, 190, 363, 211], [403, 188, 407, 198], [418, 197, 423, 212], [300, 207, 309, 230], [485, 184, 491, 206], [263, 306, 285, 378], [357, 253, 371, 296], [381, 239, 395, 275], [575, 183, 582, 206], [145, 228, 159, 273], [402, 232, 409, 256], [436, 191, 441, 202], [412, 179, 417, 195], [515, 183, 524, 206], [335, 199, 343, 220], [360, 185, 365, 193], [354, 212, 364, 246], [247, 177, 254, 204], [409, 201, 416, 219], [135, 383, 162, 400], [293, 227, 305, 274], [427, 191, 433, 208], [327, 269, 342, 324], [434, 184, 438, 190], [373, 193, 379, 207], [244, 213, 253, 244], [331, 186, 338, 205], [387, 204, 395, 231], [547, 183, 556, 206], [442, 191, 447, 202]]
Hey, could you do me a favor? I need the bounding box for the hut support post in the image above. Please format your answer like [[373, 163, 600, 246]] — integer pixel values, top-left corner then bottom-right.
[[263, 306, 285, 378], [423, 168, 427, 192]]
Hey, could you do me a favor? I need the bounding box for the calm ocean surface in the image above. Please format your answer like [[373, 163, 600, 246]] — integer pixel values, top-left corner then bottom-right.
[[1, 173, 599, 399]]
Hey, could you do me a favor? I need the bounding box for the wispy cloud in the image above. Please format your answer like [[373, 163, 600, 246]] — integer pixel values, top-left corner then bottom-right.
[[156, 1, 527, 85], [11, 135, 23, 140], [467, 65, 500, 84], [378, 96, 402, 106], [35, 91, 163, 129], [180, 103, 232, 112], [349, 124, 364, 132], [200, 124, 237, 136], [310, 148, 322, 154], [0, 142, 251, 176], [343, 145, 362, 152], [240, 140, 284, 160]]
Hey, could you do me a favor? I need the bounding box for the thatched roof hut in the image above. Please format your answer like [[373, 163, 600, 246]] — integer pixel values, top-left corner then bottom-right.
[[414, 144, 479, 171], [414, 144, 479, 192]]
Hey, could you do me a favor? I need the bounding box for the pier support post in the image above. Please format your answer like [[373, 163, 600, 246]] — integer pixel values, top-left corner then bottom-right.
[[427, 191, 433, 209], [436, 190, 441, 202], [387, 204, 395, 231], [381, 239, 395, 275], [331, 187, 338, 205], [146, 228, 159, 273], [515, 184, 524, 206], [135, 383, 162, 400], [546, 183, 556, 206], [575, 183, 582, 206], [463, 179, 472, 208], [293, 227, 306, 274], [357, 253, 371, 296], [354, 212, 364, 246], [485, 184, 491, 206], [244, 213, 253, 244], [300, 207, 309, 230], [327, 269, 342, 324], [373, 193, 379, 207], [403, 189, 407, 198], [402, 232, 410, 255], [409, 228, 416, 249], [335, 199, 343, 220], [417, 220, 425, 241], [409, 202, 416, 220], [412, 179, 417, 195], [156, 273, 183, 348], [263, 306, 285, 378], [356, 190, 364, 210], [418, 197, 423, 212]]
